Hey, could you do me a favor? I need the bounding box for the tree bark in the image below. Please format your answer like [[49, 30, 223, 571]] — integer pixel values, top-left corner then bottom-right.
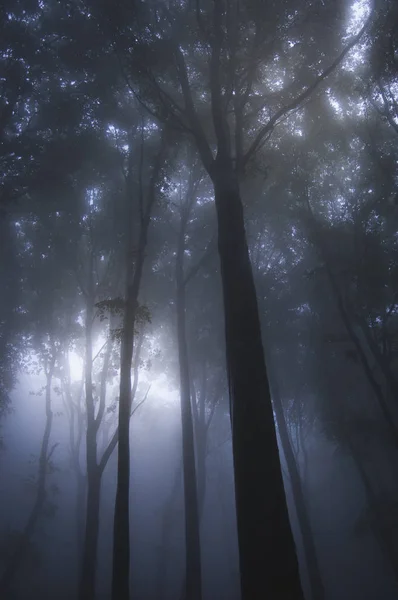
[[176, 211, 202, 600], [270, 372, 325, 600], [75, 470, 86, 568], [61, 358, 86, 576], [78, 254, 100, 600], [345, 426, 398, 585], [318, 235, 398, 449], [112, 130, 164, 600], [210, 155, 304, 600], [112, 308, 134, 600], [355, 314, 398, 401], [155, 463, 183, 600], [79, 469, 101, 600], [196, 427, 207, 524]]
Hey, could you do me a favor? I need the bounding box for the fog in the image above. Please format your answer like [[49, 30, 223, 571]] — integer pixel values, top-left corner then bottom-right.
[[1, 1, 398, 599]]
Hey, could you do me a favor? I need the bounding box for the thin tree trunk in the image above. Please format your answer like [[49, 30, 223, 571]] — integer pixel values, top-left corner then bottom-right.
[[75, 470, 86, 568], [176, 212, 202, 600], [196, 428, 207, 523], [346, 429, 398, 585], [193, 366, 208, 523], [155, 463, 183, 600], [112, 308, 134, 600], [61, 357, 86, 575], [79, 253, 100, 600], [356, 314, 398, 400], [210, 158, 304, 600], [270, 371, 325, 600], [305, 202, 398, 448], [0, 359, 56, 594], [79, 468, 101, 600], [112, 129, 165, 600], [322, 242, 398, 448], [79, 306, 125, 599]]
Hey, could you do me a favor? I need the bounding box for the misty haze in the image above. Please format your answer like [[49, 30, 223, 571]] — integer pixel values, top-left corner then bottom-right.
[[1, 1, 398, 599]]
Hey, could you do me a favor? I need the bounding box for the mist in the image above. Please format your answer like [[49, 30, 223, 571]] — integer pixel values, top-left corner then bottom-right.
[[1, 1, 398, 599]]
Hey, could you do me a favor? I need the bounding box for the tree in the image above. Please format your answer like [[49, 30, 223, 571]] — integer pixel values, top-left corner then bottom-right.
[[112, 124, 168, 600], [268, 357, 325, 600], [98, 2, 371, 596], [174, 168, 203, 600], [0, 328, 61, 594]]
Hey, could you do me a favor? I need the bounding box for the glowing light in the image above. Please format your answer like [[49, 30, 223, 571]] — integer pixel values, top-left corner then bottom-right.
[[343, 0, 371, 72], [69, 351, 83, 382]]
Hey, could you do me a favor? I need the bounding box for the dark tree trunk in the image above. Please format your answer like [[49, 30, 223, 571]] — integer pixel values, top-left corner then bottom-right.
[[176, 215, 202, 600], [323, 247, 398, 448], [78, 258, 100, 600], [112, 310, 134, 600], [0, 362, 55, 594], [355, 314, 398, 401], [270, 374, 325, 600], [78, 334, 119, 600], [75, 470, 86, 568], [155, 463, 183, 600], [210, 157, 304, 600], [79, 469, 101, 600], [79, 331, 114, 598], [346, 428, 398, 584], [112, 130, 164, 600], [196, 427, 207, 523], [192, 368, 210, 523], [305, 204, 398, 447], [62, 359, 86, 576]]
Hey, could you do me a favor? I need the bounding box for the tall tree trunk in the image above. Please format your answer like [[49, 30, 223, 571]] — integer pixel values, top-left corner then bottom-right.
[[112, 130, 164, 600], [192, 368, 209, 523], [176, 214, 202, 600], [0, 214, 19, 414], [355, 313, 398, 401], [79, 308, 121, 599], [345, 427, 398, 585], [79, 254, 100, 600], [210, 156, 304, 600], [269, 370, 325, 600], [79, 467, 101, 600], [112, 302, 135, 600], [196, 427, 207, 523], [78, 333, 120, 600], [304, 203, 398, 447], [75, 470, 86, 568], [63, 362, 86, 576], [0, 359, 56, 594], [322, 242, 398, 448], [155, 463, 183, 600]]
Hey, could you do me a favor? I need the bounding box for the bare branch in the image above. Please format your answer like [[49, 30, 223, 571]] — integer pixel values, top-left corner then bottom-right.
[[47, 442, 59, 463], [207, 435, 232, 457], [243, 18, 371, 167], [184, 234, 216, 286], [138, 119, 145, 224], [378, 82, 398, 136], [92, 339, 109, 364], [98, 427, 118, 475], [209, 0, 231, 156], [173, 45, 215, 173], [131, 385, 151, 418]]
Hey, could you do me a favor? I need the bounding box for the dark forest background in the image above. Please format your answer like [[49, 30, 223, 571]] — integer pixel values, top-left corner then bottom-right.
[[1, 1, 398, 599]]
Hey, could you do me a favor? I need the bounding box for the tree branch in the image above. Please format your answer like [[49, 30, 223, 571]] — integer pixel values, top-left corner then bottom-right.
[[98, 427, 118, 475], [243, 18, 371, 167], [209, 0, 230, 156], [184, 234, 216, 286], [130, 385, 150, 418], [173, 45, 215, 173]]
